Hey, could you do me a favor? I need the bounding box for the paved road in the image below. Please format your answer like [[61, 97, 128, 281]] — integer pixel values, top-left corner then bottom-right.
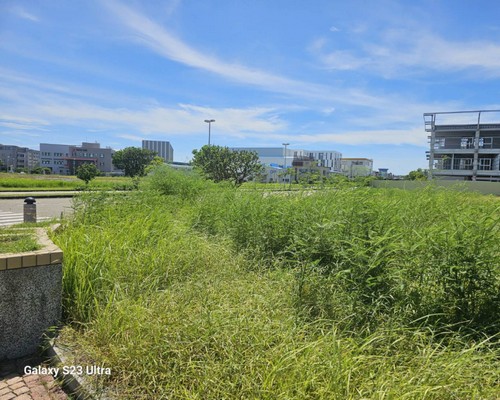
[[0, 198, 74, 227]]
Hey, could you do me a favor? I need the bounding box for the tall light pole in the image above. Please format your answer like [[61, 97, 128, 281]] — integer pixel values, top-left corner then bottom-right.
[[282, 142, 289, 184], [204, 119, 215, 146]]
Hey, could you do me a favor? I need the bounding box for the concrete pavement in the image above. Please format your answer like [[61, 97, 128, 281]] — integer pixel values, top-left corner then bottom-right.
[[0, 198, 73, 227]]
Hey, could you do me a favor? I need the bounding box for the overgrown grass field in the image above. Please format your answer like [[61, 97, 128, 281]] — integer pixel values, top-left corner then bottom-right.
[[0, 173, 135, 191], [53, 166, 500, 399]]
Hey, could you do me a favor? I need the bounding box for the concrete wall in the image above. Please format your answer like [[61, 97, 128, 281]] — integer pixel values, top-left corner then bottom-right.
[[0, 229, 62, 360], [371, 180, 500, 195]]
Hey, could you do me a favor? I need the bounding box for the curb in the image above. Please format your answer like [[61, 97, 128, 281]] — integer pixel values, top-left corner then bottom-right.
[[44, 340, 92, 400], [45, 338, 114, 400]]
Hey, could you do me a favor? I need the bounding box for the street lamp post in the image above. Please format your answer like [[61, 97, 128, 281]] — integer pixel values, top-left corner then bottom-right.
[[282, 142, 289, 184], [204, 119, 215, 146]]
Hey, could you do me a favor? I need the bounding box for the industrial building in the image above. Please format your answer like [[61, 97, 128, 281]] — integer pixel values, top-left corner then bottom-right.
[[425, 110, 500, 181], [142, 140, 173, 163]]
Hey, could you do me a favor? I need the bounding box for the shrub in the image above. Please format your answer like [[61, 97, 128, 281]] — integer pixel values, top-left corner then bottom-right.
[[144, 165, 214, 199]]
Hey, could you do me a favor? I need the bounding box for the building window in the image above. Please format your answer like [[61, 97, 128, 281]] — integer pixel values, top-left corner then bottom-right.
[[434, 138, 445, 149], [454, 158, 473, 170], [479, 137, 493, 148], [460, 137, 474, 149], [479, 159, 492, 170]]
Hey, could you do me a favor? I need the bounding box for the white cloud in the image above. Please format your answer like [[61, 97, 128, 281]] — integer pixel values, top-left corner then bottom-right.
[[11, 7, 39, 22], [104, 1, 321, 98], [116, 133, 144, 142], [248, 127, 427, 147], [8, 98, 287, 138], [311, 28, 500, 77]]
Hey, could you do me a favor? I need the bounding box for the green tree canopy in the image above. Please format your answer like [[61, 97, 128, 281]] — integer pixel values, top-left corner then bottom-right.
[[192, 145, 263, 186], [76, 163, 100, 184], [112, 147, 157, 177], [407, 168, 428, 181]]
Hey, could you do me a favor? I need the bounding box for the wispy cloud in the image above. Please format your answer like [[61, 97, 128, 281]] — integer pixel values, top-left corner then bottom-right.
[[311, 28, 500, 77], [105, 1, 329, 99], [10, 6, 39, 22], [1, 90, 288, 139], [246, 126, 426, 147]]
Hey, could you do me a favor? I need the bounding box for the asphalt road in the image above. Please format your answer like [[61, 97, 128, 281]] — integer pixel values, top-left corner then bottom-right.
[[0, 197, 74, 219]]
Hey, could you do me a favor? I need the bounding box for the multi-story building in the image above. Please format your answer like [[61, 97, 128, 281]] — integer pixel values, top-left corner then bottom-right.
[[40, 142, 115, 175], [291, 156, 330, 182], [0, 145, 39, 172], [425, 110, 500, 181], [340, 158, 373, 178], [142, 140, 173, 163], [230, 147, 342, 182], [303, 150, 342, 173]]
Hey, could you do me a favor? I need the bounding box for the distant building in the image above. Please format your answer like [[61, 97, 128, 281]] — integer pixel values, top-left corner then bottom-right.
[[303, 150, 342, 173], [341, 158, 373, 178], [0, 145, 39, 172], [40, 142, 115, 175], [230, 146, 342, 183], [142, 140, 173, 163], [291, 155, 330, 182], [425, 110, 500, 181], [377, 168, 389, 179]]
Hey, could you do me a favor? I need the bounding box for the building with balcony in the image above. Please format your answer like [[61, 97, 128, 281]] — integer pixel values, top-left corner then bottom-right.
[[425, 110, 500, 181]]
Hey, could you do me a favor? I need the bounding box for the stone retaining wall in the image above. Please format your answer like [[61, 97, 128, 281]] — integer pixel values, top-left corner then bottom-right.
[[0, 228, 62, 360]]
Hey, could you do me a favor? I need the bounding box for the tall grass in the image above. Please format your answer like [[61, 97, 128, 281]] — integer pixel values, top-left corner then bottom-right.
[[0, 173, 136, 191], [53, 170, 500, 398], [191, 186, 500, 334]]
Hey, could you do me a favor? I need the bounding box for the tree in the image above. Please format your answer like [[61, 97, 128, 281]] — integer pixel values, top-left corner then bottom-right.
[[407, 168, 428, 181], [112, 147, 157, 177], [192, 145, 263, 186], [76, 163, 100, 184], [31, 167, 51, 175], [144, 156, 165, 175]]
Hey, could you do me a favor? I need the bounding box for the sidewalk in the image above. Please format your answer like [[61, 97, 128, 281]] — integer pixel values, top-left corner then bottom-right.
[[0, 355, 67, 400], [0, 192, 79, 199]]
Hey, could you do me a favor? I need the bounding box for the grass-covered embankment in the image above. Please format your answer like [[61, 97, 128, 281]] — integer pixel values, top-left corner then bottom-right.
[[53, 166, 500, 399]]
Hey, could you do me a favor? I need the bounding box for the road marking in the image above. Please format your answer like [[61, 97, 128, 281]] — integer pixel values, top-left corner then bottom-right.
[[0, 211, 52, 227]]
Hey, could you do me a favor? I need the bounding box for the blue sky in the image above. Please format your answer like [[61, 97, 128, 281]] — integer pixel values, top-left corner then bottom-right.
[[2, 0, 500, 174]]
